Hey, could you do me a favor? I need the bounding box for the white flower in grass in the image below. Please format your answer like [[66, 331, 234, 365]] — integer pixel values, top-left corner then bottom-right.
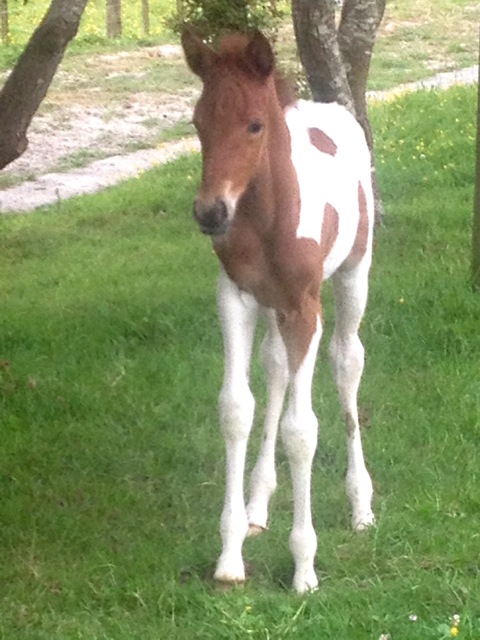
[[451, 614, 460, 626]]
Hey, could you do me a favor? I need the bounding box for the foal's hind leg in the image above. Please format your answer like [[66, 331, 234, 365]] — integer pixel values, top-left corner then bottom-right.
[[247, 311, 289, 534], [215, 271, 258, 584], [329, 261, 374, 530]]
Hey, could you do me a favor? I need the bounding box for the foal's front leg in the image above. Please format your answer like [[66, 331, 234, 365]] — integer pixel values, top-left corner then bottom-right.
[[279, 304, 322, 593], [214, 271, 258, 584]]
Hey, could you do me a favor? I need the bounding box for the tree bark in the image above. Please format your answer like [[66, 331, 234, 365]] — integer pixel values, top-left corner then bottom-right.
[[291, 0, 386, 225], [338, 0, 385, 149], [142, 0, 150, 36], [0, 0, 89, 170], [1, 0, 9, 45], [106, 0, 122, 39], [472, 36, 480, 292], [292, 0, 354, 111], [338, 0, 386, 225]]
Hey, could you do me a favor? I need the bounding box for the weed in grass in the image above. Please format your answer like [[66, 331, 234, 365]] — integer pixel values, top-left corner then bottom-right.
[[55, 149, 112, 172], [157, 121, 196, 144], [0, 173, 36, 190]]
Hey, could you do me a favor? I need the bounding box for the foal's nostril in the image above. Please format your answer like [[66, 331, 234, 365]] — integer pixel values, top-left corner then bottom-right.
[[193, 198, 229, 235], [212, 199, 228, 225]]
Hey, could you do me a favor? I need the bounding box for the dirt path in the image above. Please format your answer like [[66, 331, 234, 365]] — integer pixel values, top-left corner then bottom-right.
[[0, 58, 477, 214]]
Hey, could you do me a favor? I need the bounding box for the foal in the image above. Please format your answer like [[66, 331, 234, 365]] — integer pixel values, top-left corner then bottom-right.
[[182, 29, 375, 593]]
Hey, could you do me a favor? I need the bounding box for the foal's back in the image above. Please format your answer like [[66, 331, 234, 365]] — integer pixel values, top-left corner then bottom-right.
[[286, 99, 374, 281]]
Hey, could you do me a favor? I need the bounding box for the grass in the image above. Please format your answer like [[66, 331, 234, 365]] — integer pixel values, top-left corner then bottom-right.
[[369, 0, 480, 89], [157, 121, 196, 144], [54, 148, 114, 172], [0, 84, 479, 638], [0, 173, 34, 190], [2, 0, 176, 51]]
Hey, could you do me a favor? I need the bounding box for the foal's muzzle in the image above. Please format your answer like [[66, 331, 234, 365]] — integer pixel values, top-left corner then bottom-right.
[[193, 198, 229, 236]]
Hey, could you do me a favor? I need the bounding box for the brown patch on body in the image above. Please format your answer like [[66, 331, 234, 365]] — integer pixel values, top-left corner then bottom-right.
[[273, 203, 338, 371], [321, 203, 339, 258], [308, 127, 337, 156], [214, 168, 324, 372], [219, 202, 338, 373], [345, 413, 357, 437], [345, 181, 370, 268]]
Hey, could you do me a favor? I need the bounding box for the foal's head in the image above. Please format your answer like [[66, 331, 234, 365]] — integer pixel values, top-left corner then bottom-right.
[[182, 30, 280, 236]]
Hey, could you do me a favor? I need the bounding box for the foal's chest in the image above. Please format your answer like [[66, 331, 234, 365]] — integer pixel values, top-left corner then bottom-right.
[[214, 226, 322, 312]]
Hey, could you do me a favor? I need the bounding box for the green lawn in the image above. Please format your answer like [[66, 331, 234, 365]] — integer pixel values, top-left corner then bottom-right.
[[1, 85, 479, 638]]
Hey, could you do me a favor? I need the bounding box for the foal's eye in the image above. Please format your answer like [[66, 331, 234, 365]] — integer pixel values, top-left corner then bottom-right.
[[248, 120, 263, 135]]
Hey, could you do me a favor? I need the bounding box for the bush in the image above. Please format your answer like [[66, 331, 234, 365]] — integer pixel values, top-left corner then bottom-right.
[[171, 0, 284, 41]]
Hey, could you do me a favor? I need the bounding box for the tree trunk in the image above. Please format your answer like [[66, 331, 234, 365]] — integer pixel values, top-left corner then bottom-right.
[[292, 0, 354, 111], [472, 36, 480, 292], [142, 0, 150, 36], [0, 0, 89, 170], [291, 0, 386, 226], [106, 0, 122, 39], [338, 0, 385, 150], [0, 0, 9, 45], [338, 0, 386, 225]]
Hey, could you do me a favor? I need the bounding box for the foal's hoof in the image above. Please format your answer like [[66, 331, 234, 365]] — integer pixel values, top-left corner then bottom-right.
[[352, 511, 375, 531], [247, 523, 267, 537], [214, 556, 245, 585], [292, 569, 319, 594]]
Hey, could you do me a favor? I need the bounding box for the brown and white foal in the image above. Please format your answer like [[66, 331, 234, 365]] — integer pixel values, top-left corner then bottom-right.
[[182, 30, 375, 593]]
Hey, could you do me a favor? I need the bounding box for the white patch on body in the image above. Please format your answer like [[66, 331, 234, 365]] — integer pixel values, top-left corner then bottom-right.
[[285, 100, 373, 280]]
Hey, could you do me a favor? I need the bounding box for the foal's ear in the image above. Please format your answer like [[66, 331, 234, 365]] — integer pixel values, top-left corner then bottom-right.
[[181, 28, 216, 80], [244, 30, 275, 79]]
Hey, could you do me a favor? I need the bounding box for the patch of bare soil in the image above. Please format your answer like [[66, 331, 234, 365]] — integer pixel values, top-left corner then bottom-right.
[[1, 44, 198, 183]]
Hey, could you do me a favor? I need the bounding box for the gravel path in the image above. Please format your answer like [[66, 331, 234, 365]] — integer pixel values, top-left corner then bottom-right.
[[0, 138, 200, 214], [0, 65, 477, 214]]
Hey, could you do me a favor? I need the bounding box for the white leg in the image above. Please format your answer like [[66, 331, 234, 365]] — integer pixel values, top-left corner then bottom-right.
[[214, 270, 258, 584], [247, 312, 289, 534], [280, 312, 322, 594], [330, 262, 374, 531]]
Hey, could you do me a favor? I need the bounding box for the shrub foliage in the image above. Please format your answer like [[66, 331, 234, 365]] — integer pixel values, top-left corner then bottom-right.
[[172, 0, 284, 40]]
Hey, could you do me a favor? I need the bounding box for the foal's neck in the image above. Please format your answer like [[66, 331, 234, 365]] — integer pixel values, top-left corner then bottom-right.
[[248, 97, 299, 240]]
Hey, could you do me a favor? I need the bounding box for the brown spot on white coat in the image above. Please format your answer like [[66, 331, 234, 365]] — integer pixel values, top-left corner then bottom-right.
[[308, 127, 338, 156]]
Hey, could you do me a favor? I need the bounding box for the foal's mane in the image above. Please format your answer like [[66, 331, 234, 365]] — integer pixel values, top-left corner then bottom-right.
[[216, 32, 297, 109]]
